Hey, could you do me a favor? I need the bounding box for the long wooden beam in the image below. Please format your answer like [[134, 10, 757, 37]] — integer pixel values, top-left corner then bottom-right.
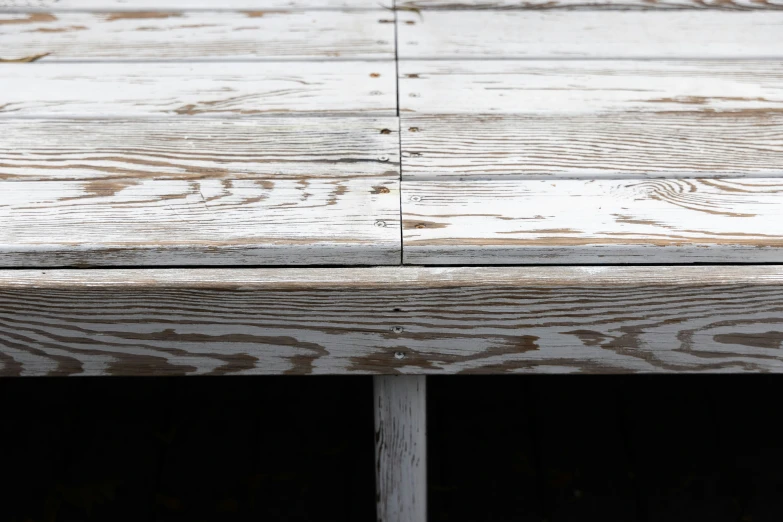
[[1, 266, 782, 376]]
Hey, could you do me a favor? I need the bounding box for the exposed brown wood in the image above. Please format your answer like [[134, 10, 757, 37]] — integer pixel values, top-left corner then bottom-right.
[[0, 10, 394, 61], [0, 118, 400, 181], [402, 178, 783, 264], [400, 113, 783, 180], [0, 178, 401, 267], [1, 266, 783, 376]]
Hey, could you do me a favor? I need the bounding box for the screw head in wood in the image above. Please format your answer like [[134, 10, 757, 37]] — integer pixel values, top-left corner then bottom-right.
[[375, 220, 387, 228], [379, 155, 390, 162], [392, 326, 404, 333], [410, 196, 422, 202], [394, 351, 406, 360]]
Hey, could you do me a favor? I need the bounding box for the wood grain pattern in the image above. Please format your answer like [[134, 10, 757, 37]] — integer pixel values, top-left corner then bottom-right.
[[397, 11, 783, 59], [402, 179, 783, 264], [398, 0, 783, 9], [374, 376, 427, 522], [1, 266, 783, 376], [0, 118, 400, 181], [400, 113, 783, 180], [0, 11, 394, 61], [399, 60, 783, 114], [0, 0, 380, 10], [0, 62, 396, 117], [0, 178, 401, 266]]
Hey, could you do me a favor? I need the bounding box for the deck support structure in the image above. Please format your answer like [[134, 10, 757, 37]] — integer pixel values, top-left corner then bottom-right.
[[373, 375, 427, 522]]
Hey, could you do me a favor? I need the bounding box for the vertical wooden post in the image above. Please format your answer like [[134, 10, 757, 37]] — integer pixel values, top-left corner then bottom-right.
[[374, 375, 427, 522]]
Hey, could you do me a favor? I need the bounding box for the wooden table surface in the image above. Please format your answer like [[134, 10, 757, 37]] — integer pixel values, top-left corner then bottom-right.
[[2, 0, 783, 376], [3, 2, 783, 520]]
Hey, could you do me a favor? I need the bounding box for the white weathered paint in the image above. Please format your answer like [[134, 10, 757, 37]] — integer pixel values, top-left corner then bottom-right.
[[0, 178, 401, 266], [0, 11, 394, 61], [0, 0, 384, 9], [400, 113, 783, 180], [374, 375, 427, 522], [1, 266, 783, 376], [399, 60, 783, 114], [402, 179, 783, 264], [398, 0, 783, 9], [398, 11, 783, 58], [0, 62, 396, 117], [0, 117, 400, 181]]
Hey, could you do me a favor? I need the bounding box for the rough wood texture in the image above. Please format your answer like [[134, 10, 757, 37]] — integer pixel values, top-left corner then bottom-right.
[[1, 266, 783, 376], [0, 62, 396, 117], [0, 0, 380, 10], [398, 60, 783, 114], [397, 11, 783, 58], [398, 0, 783, 9], [402, 179, 783, 264], [0, 178, 401, 266], [374, 376, 427, 522], [400, 113, 783, 180], [0, 118, 400, 181], [0, 11, 394, 61]]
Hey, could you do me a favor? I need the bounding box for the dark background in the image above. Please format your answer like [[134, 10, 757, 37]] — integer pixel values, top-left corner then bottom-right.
[[1, 376, 781, 522]]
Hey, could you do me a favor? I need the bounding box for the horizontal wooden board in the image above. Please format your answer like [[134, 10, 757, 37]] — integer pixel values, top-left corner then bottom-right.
[[0, 62, 396, 117], [0, 11, 394, 61], [1, 266, 782, 376], [398, 0, 783, 9], [0, 178, 400, 266], [402, 179, 783, 264], [400, 113, 783, 180], [0, 0, 379, 9], [0, 118, 400, 181], [398, 11, 783, 59], [398, 60, 783, 114]]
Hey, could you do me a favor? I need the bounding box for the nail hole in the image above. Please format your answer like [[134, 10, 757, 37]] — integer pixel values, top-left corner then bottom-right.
[[408, 127, 420, 132], [393, 308, 402, 312], [370, 72, 380, 78], [405, 20, 416, 25], [415, 223, 426, 229], [380, 128, 392, 134], [375, 220, 387, 228]]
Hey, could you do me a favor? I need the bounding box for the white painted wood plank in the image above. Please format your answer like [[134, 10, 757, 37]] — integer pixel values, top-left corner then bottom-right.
[[0, 62, 396, 117], [0, 0, 381, 9], [0, 118, 399, 181], [402, 179, 783, 264], [1, 266, 783, 376], [400, 113, 783, 180], [0, 178, 400, 266], [399, 60, 783, 114], [374, 375, 427, 522], [0, 11, 394, 61], [398, 0, 783, 9], [397, 11, 783, 59]]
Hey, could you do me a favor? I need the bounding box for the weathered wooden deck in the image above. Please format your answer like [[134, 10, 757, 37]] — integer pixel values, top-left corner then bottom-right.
[[2, 0, 783, 519]]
